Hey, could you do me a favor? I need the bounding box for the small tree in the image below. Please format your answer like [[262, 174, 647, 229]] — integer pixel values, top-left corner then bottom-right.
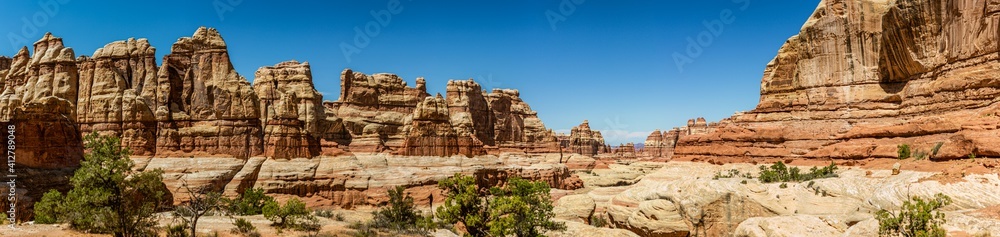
[[437, 174, 565, 237], [32, 132, 167, 237], [372, 186, 421, 231], [486, 177, 565, 237], [262, 198, 310, 228], [227, 187, 274, 215], [437, 174, 489, 237], [876, 193, 952, 237], [174, 181, 225, 237]]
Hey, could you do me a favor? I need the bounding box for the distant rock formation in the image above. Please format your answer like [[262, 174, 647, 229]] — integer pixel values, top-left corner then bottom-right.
[[568, 120, 608, 156], [652, 0, 1000, 161]]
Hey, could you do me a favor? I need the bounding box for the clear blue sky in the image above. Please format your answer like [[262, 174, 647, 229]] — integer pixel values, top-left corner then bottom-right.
[[0, 0, 820, 145]]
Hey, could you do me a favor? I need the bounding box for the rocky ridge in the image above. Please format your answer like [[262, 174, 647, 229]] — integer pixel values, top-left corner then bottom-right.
[[0, 27, 590, 219], [645, 0, 1000, 161]]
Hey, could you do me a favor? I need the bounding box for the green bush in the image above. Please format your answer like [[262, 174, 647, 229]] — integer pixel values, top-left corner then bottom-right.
[[436, 174, 565, 237], [32, 132, 168, 236], [370, 186, 425, 234], [227, 188, 275, 215], [898, 144, 911, 159], [876, 193, 952, 237], [33, 189, 63, 224], [757, 161, 838, 183], [779, 183, 788, 189], [262, 198, 311, 229], [230, 218, 261, 237]]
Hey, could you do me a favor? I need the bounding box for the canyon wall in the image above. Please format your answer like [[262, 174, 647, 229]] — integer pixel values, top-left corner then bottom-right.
[[0, 27, 585, 219], [651, 0, 1000, 161]]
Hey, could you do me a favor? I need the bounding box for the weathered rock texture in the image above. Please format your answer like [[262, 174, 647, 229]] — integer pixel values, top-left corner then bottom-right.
[[659, 0, 1000, 161], [0, 27, 581, 219], [568, 120, 608, 156]]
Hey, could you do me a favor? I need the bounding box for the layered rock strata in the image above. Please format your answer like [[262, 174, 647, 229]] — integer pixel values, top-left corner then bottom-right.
[[656, 0, 1000, 160], [0, 27, 579, 218], [568, 120, 608, 156]]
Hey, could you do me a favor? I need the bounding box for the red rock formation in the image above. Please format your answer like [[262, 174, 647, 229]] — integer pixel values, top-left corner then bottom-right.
[[568, 120, 607, 156], [0, 27, 582, 217], [329, 69, 429, 153], [151, 27, 263, 158], [0, 33, 83, 221], [446, 79, 495, 146], [253, 61, 322, 159], [487, 89, 560, 153], [399, 94, 485, 157], [611, 143, 636, 158], [665, 0, 1000, 160], [76, 38, 158, 155]]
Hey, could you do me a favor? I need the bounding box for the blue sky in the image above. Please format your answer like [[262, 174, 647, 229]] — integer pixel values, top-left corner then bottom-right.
[[0, 0, 820, 145]]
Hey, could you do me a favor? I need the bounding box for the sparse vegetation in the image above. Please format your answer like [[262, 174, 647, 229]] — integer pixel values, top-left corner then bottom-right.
[[589, 215, 608, 228], [876, 193, 952, 237], [230, 218, 261, 237], [262, 198, 312, 229], [173, 181, 226, 237], [779, 183, 788, 189], [32, 132, 168, 237], [757, 161, 838, 183], [227, 187, 275, 215], [930, 142, 944, 159], [898, 144, 911, 159], [370, 186, 429, 235], [436, 174, 565, 237]]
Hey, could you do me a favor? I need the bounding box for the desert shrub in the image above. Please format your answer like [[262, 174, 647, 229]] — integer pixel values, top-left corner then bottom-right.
[[166, 223, 189, 237], [898, 144, 911, 159], [371, 186, 421, 232], [314, 209, 335, 218], [779, 183, 788, 189], [930, 142, 944, 158], [876, 193, 952, 237], [32, 132, 167, 237], [293, 215, 322, 236], [757, 161, 838, 183], [230, 218, 261, 237], [262, 198, 311, 229], [227, 188, 275, 215], [713, 169, 741, 179], [437, 174, 565, 237], [590, 215, 608, 227], [32, 189, 63, 224], [174, 182, 226, 237], [349, 221, 378, 237]]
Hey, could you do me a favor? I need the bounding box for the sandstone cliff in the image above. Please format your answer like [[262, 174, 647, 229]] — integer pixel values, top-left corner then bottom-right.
[[651, 0, 1000, 161], [0, 27, 582, 219]]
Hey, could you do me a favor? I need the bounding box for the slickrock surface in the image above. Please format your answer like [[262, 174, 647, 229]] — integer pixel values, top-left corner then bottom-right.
[[646, 0, 1000, 161], [0, 27, 587, 219], [558, 161, 1000, 237]]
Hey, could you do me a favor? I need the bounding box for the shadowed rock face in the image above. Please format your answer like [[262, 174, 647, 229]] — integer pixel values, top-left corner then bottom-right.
[[649, 0, 1000, 161], [0, 27, 581, 219]]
